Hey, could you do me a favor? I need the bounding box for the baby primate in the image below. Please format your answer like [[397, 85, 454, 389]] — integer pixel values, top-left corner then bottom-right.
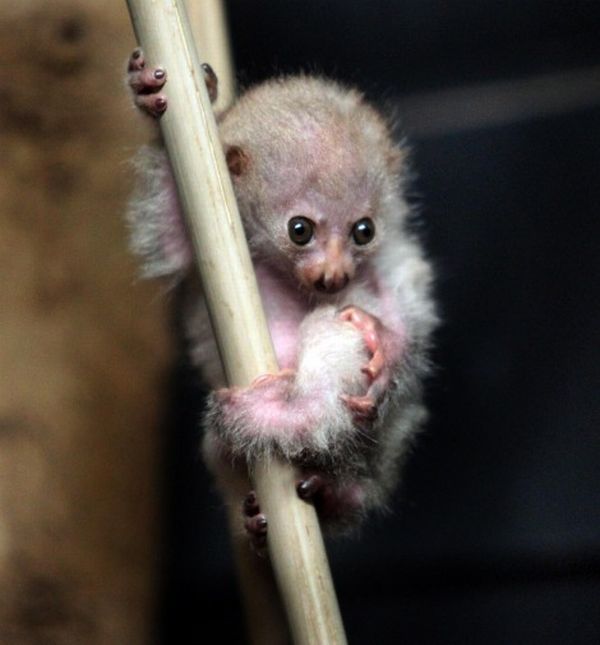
[[126, 50, 437, 546]]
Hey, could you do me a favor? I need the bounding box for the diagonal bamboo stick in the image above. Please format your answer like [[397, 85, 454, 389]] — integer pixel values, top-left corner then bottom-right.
[[125, 2, 347, 643], [186, 4, 288, 642]]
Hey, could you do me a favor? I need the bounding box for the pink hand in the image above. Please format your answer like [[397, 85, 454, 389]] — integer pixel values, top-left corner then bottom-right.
[[338, 305, 385, 382]]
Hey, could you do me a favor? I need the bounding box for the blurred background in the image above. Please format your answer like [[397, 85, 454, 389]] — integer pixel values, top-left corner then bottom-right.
[[1, 1, 598, 643]]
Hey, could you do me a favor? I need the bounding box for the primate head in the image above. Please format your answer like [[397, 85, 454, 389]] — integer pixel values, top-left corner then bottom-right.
[[219, 76, 407, 295]]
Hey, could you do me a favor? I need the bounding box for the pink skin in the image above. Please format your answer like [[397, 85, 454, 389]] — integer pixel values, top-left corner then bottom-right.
[[338, 305, 394, 426], [251, 368, 295, 388], [215, 369, 321, 440], [227, 274, 401, 427], [214, 268, 396, 439], [254, 263, 306, 370], [213, 267, 306, 436]]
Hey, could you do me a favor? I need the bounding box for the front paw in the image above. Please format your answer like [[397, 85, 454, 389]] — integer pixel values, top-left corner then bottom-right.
[[127, 48, 168, 118], [338, 306, 391, 424], [126, 49, 219, 118], [338, 306, 386, 382]]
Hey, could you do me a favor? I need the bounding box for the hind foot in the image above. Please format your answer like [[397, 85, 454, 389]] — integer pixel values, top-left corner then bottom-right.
[[242, 491, 268, 553], [297, 473, 366, 524]]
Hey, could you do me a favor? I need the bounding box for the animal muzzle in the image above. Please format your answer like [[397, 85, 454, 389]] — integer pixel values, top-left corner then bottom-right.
[[304, 237, 354, 294], [313, 272, 350, 293]]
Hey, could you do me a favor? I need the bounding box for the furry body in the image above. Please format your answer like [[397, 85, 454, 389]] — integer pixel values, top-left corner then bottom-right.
[[127, 67, 436, 528]]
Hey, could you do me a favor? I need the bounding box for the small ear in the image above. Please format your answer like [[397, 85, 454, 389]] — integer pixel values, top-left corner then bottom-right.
[[225, 145, 249, 177]]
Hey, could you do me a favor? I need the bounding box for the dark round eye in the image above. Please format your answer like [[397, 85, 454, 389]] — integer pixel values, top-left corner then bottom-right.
[[288, 216, 314, 245], [352, 218, 376, 245]]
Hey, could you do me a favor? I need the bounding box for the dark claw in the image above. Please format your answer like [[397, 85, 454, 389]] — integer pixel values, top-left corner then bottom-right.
[[244, 513, 268, 536], [297, 474, 325, 500], [129, 67, 167, 94], [201, 62, 219, 103], [128, 48, 145, 72], [133, 94, 167, 118], [127, 48, 168, 120]]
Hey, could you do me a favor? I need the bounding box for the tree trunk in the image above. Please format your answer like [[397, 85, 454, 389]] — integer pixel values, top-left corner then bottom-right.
[[0, 2, 171, 642]]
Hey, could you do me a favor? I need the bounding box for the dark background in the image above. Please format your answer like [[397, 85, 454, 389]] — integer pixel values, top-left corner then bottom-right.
[[161, 2, 600, 643]]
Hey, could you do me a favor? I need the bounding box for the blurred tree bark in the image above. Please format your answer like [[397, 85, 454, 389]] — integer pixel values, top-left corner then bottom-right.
[[0, 1, 172, 642]]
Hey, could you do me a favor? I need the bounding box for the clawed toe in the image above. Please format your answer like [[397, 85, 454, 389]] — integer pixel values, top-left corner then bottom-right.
[[361, 350, 385, 382], [338, 305, 385, 381], [242, 491, 267, 551], [134, 94, 168, 117], [129, 67, 167, 93], [127, 48, 145, 72], [251, 368, 295, 388], [243, 490, 260, 517], [127, 49, 219, 116], [201, 63, 218, 103], [127, 48, 169, 118], [297, 474, 326, 500], [244, 513, 268, 536]]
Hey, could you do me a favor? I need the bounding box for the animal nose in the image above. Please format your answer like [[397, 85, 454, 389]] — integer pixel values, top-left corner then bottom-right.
[[314, 273, 350, 294]]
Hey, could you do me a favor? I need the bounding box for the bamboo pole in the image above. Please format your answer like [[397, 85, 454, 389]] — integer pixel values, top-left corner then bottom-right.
[[125, 2, 347, 644], [184, 4, 289, 643]]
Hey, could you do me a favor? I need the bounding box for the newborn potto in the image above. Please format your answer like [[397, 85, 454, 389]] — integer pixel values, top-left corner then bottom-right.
[[126, 50, 437, 548]]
